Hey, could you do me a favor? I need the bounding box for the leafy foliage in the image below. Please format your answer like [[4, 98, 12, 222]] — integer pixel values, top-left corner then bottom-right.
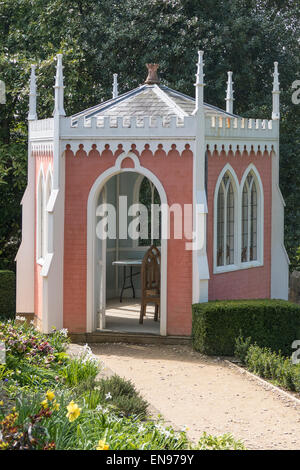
[[0, 0, 299, 271], [0, 270, 15, 317], [193, 431, 246, 450]]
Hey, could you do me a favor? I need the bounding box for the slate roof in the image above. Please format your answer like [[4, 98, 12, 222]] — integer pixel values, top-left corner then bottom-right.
[[72, 84, 238, 120]]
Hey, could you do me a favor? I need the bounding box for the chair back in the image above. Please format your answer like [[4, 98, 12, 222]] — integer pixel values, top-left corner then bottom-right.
[[141, 245, 160, 294]]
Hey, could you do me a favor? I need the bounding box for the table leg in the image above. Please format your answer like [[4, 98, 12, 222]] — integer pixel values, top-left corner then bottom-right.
[[120, 265, 126, 302], [130, 266, 135, 299]]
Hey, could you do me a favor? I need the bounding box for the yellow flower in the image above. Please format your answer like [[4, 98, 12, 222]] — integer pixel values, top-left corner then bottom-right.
[[41, 399, 48, 409], [0, 401, 3, 406], [66, 401, 81, 422], [46, 390, 55, 402], [0, 440, 8, 450], [96, 439, 109, 450]]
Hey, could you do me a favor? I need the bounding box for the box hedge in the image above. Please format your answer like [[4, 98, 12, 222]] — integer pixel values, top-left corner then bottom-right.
[[0, 270, 16, 318], [192, 299, 300, 356]]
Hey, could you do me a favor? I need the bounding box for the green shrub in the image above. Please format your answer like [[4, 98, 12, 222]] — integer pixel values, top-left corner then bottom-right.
[[96, 375, 148, 418], [234, 334, 252, 363], [0, 270, 15, 318], [243, 343, 300, 392], [192, 299, 300, 356]]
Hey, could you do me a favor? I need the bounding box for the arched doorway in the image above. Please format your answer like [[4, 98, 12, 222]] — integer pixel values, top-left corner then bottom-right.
[[86, 153, 168, 335]]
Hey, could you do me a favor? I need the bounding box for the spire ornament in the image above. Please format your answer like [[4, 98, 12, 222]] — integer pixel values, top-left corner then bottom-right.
[[194, 50, 205, 112], [225, 71, 234, 114], [112, 73, 118, 99], [272, 61, 280, 120], [28, 65, 37, 120], [53, 54, 65, 117]]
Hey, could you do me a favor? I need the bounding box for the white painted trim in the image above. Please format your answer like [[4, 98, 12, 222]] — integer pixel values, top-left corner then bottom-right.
[[45, 166, 53, 255], [86, 152, 168, 335], [36, 165, 45, 262]]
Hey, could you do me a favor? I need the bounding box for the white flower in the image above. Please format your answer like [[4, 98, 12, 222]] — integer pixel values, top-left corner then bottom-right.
[[105, 392, 112, 400], [16, 315, 26, 321], [59, 328, 68, 337]]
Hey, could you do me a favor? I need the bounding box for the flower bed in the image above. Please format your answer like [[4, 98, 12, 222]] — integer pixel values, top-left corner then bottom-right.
[[0, 319, 245, 450]]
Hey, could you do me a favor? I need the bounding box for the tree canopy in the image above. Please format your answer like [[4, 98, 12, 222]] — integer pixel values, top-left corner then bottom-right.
[[0, 0, 299, 270]]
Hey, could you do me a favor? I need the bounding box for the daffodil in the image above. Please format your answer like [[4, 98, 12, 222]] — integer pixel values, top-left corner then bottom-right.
[[0, 401, 3, 406], [46, 390, 55, 402], [66, 400, 81, 422], [96, 440, 109, 450], [41, 399, 48, 409]]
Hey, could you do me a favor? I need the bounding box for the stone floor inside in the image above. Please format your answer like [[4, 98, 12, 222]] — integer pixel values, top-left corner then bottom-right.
[[98, 298, 160, 335]]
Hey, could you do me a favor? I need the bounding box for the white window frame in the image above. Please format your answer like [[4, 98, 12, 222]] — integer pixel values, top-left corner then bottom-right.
[[45, 167, 53, 256], [239, 164, 264, 269], [213, 163, 264, 274], [213, 164, 239, 273]]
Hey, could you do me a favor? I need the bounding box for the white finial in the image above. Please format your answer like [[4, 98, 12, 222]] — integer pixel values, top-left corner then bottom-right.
[[53, 54, 65, 117], [0, 80, 6, 105], [28, 65, 37, 120], [195, 50, 205, 112], [113, 73, 118, 99], [225, 71, 234, 114], [272, 61, 280, 120]]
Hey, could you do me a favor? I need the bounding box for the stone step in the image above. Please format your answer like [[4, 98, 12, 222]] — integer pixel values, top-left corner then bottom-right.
[[69, 331, 191, 345]]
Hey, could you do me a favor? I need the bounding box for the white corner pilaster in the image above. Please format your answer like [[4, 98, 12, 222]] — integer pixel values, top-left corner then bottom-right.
[[193, 50, 209, 304], [270, 62, 289, 298], [41, 54, 66, 332], [16, 66, 38, 314]]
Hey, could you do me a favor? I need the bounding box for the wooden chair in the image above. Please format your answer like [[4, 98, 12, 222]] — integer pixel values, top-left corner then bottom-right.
[[139, 245, 160, 324]]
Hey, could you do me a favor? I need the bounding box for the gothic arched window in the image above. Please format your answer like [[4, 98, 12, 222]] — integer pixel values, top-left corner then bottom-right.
[[216, 172, 235, 267], [241, 172, 258, 263]]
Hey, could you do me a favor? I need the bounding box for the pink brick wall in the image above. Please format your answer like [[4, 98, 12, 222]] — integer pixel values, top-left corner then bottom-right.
[[35, 144, 273, 337], [206, 149, 272, 300], [63, 145, 193, 335]]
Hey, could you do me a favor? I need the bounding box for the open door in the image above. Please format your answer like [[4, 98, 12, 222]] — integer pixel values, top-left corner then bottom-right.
[[97, 187, 106, 329]]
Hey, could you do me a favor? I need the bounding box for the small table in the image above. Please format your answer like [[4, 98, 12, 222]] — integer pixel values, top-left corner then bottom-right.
[[112, 259, 142, 302]]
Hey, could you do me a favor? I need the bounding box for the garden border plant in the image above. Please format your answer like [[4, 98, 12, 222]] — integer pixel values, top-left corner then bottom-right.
[[234, 336, 300, 394], [0, 318, 245, 450]]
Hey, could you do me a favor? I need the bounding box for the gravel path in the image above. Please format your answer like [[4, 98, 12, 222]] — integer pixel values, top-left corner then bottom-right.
[[82, 343, 300, 450]]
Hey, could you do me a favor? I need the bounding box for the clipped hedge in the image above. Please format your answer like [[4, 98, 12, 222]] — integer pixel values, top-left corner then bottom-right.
[[0, 270, 16, 318], [192, 299, 300, 356]]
